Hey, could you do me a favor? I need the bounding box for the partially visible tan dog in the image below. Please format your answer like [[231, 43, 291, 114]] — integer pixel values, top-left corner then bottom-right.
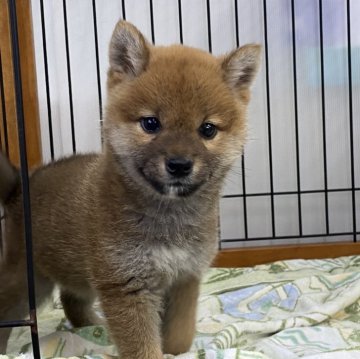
[[0, 21, 260, 358]]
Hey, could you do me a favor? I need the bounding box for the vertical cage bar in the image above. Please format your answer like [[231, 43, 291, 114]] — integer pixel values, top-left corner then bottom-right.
[[0, 52, 9, 156], [241, 156, 249, 239], [0, 215, 3, 256], [178, 0, 183, 44], [263, 0, 276, 237], [206, 0, 212, 53], [91, 0, 103, 141], [234, 0, 239, 46], [62, 0, 76, 154], [346, 0, 357, 242], [291, 0, 303, 236], [0, 51, 4, 266], [234, 0, 249, 239], [7, 1, 40, 358], [205, 0, 217, 246], [318, 0, 330, 234], [39, 0, 54, 160], [122, 0, 126, 20], [149, 0, 155, 44]]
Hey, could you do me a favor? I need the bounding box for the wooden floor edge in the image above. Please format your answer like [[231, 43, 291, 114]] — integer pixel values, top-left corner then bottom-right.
[[212, 242, 360, 267]]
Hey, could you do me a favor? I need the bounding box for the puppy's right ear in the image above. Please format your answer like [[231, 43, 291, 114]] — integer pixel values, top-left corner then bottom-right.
[[109, 20, 150, 79]]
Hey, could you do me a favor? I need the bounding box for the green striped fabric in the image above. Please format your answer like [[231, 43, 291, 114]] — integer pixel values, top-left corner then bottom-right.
[[5, 256, 360, 358]]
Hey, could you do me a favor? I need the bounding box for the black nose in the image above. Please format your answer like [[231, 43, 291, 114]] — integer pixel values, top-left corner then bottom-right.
[[166, 158, 193, 177]]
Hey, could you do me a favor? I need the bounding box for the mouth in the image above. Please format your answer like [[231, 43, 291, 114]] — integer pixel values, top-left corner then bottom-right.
[[138, 169, 203, 197], [166, 181, 204, 197]]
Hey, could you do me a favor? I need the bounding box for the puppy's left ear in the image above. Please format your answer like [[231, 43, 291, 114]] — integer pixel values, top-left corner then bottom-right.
[[220, 44, 261, 92]]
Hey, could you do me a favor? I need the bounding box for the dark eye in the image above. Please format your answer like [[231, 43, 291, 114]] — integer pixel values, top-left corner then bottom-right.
[[140, 117, 161, 134], [198, 122, 217, 139]]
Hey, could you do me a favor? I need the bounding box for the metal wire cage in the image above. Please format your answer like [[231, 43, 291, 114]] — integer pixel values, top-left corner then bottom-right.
[[0, 0, 359, 357], [0, 1, 40, 357]]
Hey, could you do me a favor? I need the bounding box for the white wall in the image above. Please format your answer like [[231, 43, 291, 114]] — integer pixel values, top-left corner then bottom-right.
[[30, 0, 360, 246]]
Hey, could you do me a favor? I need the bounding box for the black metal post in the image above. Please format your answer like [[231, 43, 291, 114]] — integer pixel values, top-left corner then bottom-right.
[[92, 0, 103, 142], [234, 0, 249, 239], [318, 0, 330, 234], [346, 0, 357, 243], [7, 0, 40, 357], [263, 0, 276, 237], [149, 0, 155, 44], [39, 0, 54, 160], [62, 0, 76, 153], [291, 0, 303, 237], [178, 0, 183, 44], [206, 0, 212, 53]]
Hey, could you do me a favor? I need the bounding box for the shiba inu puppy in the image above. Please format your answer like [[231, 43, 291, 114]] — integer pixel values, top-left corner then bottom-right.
[[0, 20, 260, 358]]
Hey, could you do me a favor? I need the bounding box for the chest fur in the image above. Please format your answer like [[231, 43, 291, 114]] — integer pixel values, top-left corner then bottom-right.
[[145, 220, 217, 282], [108, 202, 218, 286], [150, 245, 196, 279]]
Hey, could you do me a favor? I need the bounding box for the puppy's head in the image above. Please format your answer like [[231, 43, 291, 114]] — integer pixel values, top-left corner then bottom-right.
[[105, 21, 260, 198]]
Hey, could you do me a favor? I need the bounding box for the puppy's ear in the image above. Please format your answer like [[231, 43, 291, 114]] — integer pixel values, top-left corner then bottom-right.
[[220, 44, 261, 92], [109, 20, 150, 78]]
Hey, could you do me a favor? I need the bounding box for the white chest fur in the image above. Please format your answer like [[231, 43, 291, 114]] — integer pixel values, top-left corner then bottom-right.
[[150, 244, 201, 282]]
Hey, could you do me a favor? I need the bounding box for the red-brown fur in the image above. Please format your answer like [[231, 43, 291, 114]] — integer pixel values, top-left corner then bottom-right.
[[0, 21, 260, 358]]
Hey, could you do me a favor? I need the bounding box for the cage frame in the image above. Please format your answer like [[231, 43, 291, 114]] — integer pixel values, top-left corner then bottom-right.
[[1, 0, 360, 358]]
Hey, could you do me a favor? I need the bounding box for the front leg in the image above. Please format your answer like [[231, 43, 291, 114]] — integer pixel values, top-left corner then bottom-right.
[[162, 276, 200, 355], [97, 280, 163, 359]]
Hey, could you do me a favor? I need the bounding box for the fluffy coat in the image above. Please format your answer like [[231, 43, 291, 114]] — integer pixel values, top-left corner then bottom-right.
[[0, 20, 260, 358]]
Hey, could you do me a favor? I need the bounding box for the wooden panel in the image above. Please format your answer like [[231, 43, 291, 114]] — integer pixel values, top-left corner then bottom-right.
[[0, 0, 41, 168], [213, 242, 360, 267], [0, 53, 6, 154], [0, 0, 18, 161]]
